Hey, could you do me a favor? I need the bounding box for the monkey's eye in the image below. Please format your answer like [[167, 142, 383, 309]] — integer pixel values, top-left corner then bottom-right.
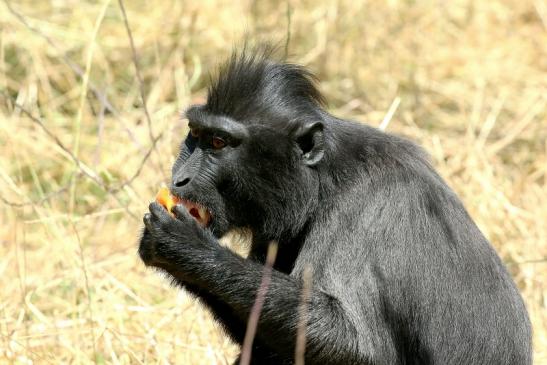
[[212, 136, 226, 150], [190, 128, 200, 138]]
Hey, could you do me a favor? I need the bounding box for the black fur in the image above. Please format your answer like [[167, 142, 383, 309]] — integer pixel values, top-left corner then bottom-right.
[[139, 49, 532, 364]]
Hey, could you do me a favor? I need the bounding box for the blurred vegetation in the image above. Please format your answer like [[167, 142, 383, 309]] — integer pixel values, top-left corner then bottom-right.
[[0, 0, 545, 363]]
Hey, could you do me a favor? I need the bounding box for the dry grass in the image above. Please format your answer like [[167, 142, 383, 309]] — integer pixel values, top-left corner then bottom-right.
[[0, 0, 545, 363]]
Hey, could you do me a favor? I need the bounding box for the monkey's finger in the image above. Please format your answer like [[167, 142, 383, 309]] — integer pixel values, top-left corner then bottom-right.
[[149, 202, 171, 223], [143, 213, 154, 230], [172, 204, 192, 222]]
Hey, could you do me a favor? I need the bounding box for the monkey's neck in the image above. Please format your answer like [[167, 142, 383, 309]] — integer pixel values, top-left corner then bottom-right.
[[248, 224, 310, 274]]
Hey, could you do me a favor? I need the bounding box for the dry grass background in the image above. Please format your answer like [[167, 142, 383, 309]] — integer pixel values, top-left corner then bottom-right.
[[0, 0, 545, 364]]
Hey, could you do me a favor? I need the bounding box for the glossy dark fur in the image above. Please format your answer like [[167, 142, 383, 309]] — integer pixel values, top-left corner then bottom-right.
[[139, 49, 532, 364]]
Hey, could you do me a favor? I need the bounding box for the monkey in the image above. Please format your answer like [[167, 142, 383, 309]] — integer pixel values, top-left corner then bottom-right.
[[139, 48, 532, 364]]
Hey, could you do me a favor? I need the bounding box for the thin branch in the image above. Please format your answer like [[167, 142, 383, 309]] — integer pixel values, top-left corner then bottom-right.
[[70, 221, 97, 363], [0, 90, 106, 187], [379, 96, 401, 131], [0, 93, 156, 218], [534, 0, 547, 31], [117, 0, 167, 180], [3, 0, 141, 146], [69, 0, 111, 216], [506, 257, 547, 266], [14, 217, 31, 360], [284, 0, 292, 58], [239, 242, 278, 365], [117, 0, 154, 142], [94, 96, 107, 165], [2, 91, 160, 191], [0, 184, 70, 208], [108, 131, 164, 193]]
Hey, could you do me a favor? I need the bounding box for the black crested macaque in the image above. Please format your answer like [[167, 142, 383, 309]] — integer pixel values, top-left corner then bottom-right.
[[139, 49, 532, 365]]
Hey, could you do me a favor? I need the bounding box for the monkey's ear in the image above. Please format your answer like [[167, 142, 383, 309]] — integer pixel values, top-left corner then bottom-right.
[[294, 121, 325, 166]]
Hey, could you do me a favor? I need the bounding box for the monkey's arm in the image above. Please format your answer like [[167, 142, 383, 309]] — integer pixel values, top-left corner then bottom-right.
[[140, 202, 368, 364], [140, 227, 248, 343]]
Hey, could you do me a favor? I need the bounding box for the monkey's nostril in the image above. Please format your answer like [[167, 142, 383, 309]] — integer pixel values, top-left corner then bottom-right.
[[175, 177, 191, 187]]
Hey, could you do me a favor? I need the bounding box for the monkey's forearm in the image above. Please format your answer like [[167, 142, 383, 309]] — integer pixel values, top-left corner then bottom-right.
[[182, 282, 248, 343], [159, 243, 367, 364]]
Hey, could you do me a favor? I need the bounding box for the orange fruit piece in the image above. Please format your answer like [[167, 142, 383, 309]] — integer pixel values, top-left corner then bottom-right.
[[155, 187, 180, 214]]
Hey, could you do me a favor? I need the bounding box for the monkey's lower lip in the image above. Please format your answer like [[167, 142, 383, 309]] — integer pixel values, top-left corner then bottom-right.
[[177, 199, 212, 227]]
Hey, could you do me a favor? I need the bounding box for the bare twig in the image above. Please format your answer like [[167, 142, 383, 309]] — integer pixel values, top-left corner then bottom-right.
[[117, 0, 166, 180], [534, 0, 547, 31], [284, 1, 292, 58], [117, 0, 154, 142], [0, 184, 71, 208], [0, 90, 106, 187], [3, 0, 141, 146], [240, 242, 278, 365], [94, 97, 107, 165], [69, 0, 111, 216], [506, 257, 547, 266], [295, 266, 312, 365], [70, 221, 97, 363], [379, 96, 401, 131], [14, 217, 31, 359], [0, 93, 157, 218], [1, 91, 161, 189], [108, 131, 164, 193], [488, 95, 546, 155]]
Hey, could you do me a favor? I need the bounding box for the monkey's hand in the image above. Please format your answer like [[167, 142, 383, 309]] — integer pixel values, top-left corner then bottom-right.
[[138, 202, 217, 278]]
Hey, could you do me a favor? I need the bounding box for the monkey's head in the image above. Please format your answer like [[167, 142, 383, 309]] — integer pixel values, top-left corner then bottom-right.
[[170, 50, 328, 240]]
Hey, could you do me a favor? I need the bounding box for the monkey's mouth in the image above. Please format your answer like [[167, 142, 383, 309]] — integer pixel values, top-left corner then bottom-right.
[[177, 199, 212, 228]]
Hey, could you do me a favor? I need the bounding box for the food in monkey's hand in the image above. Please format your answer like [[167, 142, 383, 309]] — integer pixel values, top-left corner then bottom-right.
[[155, 187, 211, 227], [155, 187, 180, 215]]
